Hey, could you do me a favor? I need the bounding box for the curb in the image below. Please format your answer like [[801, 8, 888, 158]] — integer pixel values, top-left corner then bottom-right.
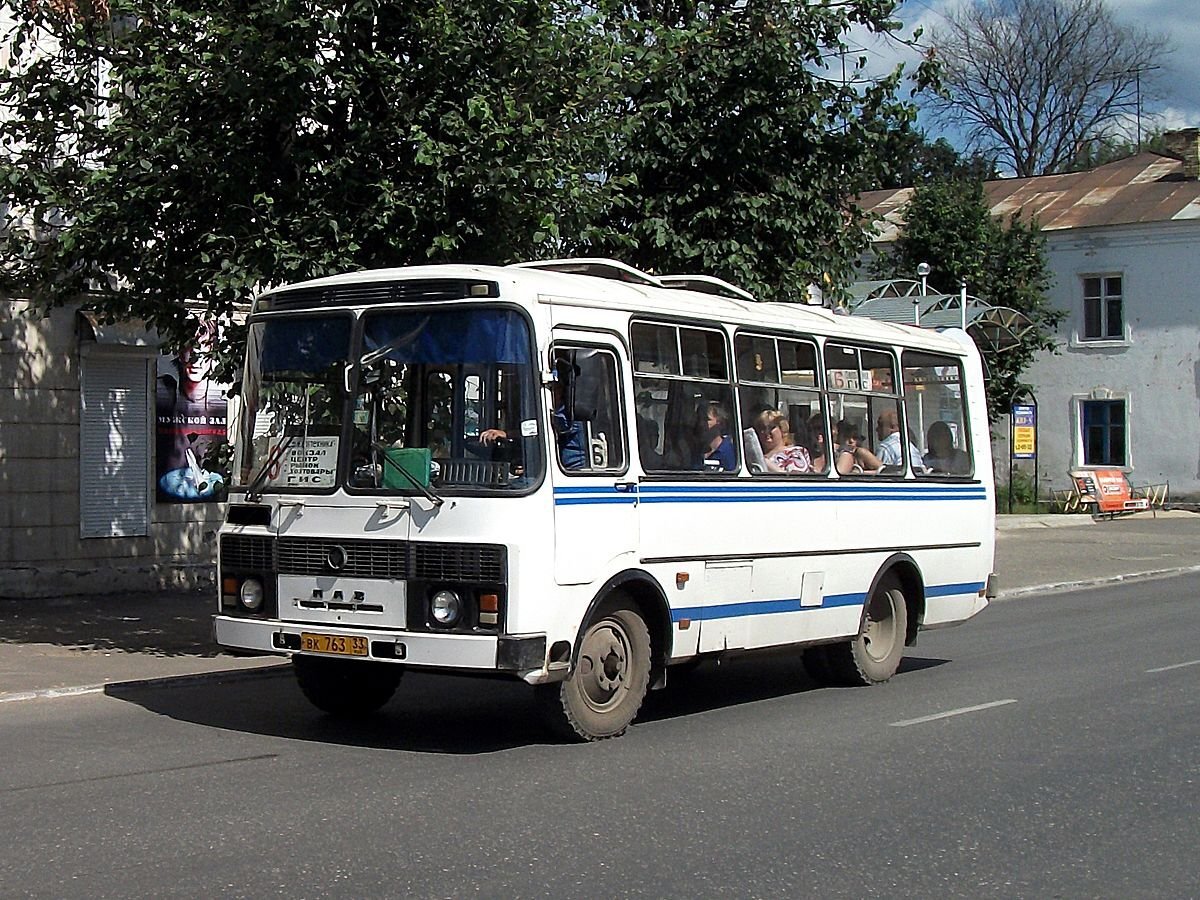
[[995, 564, 1200, 601], [0, 661, 289, 706]]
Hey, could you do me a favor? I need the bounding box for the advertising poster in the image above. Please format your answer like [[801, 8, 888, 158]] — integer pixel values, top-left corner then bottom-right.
[[156, 319, 230, 502], [1011, 403, 1037, 459]]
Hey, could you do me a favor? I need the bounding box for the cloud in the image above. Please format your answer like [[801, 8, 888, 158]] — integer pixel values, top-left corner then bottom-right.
[[883, 0, 1200, 140]]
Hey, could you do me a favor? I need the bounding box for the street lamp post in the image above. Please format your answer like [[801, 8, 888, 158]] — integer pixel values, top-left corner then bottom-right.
[[915, 262, 931, 326]]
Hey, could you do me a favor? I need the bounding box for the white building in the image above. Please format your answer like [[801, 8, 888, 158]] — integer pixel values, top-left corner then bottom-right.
[[858, 131, 1200, 500]]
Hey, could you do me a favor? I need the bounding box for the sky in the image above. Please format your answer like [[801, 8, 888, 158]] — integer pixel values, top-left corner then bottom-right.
[[852, 0, 1200, 151]]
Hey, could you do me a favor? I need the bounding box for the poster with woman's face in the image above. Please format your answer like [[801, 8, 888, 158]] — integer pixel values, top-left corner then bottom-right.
[[155, 320, 230, 502]]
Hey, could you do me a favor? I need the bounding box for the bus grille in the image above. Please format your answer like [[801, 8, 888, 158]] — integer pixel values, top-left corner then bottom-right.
[[220, 534, 275, 570], [415, 542, 506, 582], [278, 537, 408, 579], [221, 534, 506, 583]]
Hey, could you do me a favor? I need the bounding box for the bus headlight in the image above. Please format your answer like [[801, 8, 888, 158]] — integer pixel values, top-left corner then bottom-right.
[[239, 578, 265, 611], [430, 589, 462, 626]]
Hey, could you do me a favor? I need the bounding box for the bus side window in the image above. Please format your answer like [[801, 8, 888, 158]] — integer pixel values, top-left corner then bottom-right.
[[551, 345, 627, 473], [632, 320, 737, 474], [903, 352, 973, 477], [736, 333, 825, 475]]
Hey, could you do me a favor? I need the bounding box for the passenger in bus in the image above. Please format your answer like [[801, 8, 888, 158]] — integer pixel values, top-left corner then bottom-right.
[[637, 415, 664, 469], [700, 400, 737, 471], [834, 420, 882, 474], [753, 409, 811, 474], [923, 420, 971, 474], [874, 408, 923, 471], [808, 414, 828, 472]]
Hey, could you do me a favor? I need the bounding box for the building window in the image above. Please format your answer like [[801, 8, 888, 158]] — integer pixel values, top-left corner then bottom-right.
[[1082, 275, 1123, 341], [1081, 399, 1126, 466]]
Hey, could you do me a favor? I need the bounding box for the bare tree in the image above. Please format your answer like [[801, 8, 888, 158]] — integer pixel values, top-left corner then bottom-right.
[[925, 0, 1171, 176]]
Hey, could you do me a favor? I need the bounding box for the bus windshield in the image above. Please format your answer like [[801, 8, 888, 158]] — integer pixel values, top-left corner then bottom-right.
[[235, 307, 541, 495], [235, 314, 353, 493]]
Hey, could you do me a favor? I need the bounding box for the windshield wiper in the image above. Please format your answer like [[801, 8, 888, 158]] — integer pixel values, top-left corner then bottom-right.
[[245, 434, 295, 503], [372, 442, 444, 508]]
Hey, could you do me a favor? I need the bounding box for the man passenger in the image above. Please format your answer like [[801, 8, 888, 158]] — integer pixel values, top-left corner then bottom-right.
[[874, 408, 922, 471]]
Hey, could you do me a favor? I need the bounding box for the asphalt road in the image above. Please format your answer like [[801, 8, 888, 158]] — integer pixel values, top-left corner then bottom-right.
[[2, 575, 1198, 899]]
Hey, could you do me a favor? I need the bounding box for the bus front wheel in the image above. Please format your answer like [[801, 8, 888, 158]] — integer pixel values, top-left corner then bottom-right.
[[292, 655, 403, 717], [537, 601, 651, 741], [826, 574, 908, 686]]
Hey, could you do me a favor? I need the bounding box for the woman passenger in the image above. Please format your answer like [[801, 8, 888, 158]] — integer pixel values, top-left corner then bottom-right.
[[834, 419, 883, 474], [754, 409, 812, 474]]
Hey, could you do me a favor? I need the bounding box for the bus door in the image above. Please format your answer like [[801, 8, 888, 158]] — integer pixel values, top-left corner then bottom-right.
[[548, 335, 638, 586]]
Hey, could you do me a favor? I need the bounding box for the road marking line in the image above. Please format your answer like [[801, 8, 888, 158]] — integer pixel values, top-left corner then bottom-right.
[[890, 699, 1018, 727], [1146, 659, 1200, 674]]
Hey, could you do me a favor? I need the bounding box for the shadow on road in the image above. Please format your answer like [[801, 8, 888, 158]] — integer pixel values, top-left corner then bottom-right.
[[105, 649, 951, 754], [0, 592, 218, 658]]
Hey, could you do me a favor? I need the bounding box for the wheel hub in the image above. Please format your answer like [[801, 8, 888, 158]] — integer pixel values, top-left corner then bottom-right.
[[579, 621, 629, 705]]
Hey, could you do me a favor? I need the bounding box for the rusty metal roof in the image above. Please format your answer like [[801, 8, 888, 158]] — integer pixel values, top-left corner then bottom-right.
[[858, 151, 1200, 241]]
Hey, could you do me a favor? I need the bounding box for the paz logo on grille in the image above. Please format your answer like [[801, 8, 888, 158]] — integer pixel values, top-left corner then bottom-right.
[[324, 545, 348, 572]]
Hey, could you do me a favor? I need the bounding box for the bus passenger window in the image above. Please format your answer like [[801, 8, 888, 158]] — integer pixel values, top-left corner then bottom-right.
[[736, 333, 825, 475], [825, 343, 911, 475], [903, 352, 973, 477], [632, 320, 738, 475]]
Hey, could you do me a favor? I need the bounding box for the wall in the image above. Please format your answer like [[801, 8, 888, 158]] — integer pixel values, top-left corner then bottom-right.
[[0, 300, 225, 598], [1019, 219, 1200, 500]]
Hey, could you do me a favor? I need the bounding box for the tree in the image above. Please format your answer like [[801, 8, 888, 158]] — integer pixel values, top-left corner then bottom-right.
[[869, 130, 998, 190], [592, 1, 936, 301], [873, 178, 1063, 421], [0, 0, 628, 346], [0, 0, 935, 345], [1066, 130, 1170, 172], [924, 0, 1171, 177]]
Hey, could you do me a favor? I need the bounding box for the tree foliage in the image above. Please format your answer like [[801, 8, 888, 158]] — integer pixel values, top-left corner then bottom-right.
[[590, 1, 936, 301], [869, 130, 997, 190], [1066, 130, 1170, 172], [0, 0, 627, 344], [925, 0, 1171, 177], [873, 178, 1063, 421], [0, 0, 932, 346]]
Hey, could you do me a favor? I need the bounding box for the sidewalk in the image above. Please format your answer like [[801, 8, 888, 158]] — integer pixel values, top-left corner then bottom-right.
[[3, 509, 1199, 702]]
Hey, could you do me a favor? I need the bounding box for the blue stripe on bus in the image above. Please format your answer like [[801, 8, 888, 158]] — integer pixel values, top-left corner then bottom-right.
[[925, 581, 986, 597], [555, 496, 639, 506], [554, 484, 987, 505], [668, 582, 985, 623]]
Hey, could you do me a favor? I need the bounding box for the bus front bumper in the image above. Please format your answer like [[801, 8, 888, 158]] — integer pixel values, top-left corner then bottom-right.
[[213, 616, 547, 676]]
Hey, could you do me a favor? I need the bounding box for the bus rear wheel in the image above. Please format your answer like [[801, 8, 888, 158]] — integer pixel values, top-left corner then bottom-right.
[[826, 574, 908, 686], [537, 601, 651, 742], [292, 655, 403, 717]]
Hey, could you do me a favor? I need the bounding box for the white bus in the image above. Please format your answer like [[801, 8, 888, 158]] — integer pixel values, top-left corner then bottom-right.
[[215, 259, 996, 741]]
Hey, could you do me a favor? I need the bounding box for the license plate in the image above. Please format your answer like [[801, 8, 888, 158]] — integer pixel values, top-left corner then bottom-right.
[[300, 632, 369, 657]]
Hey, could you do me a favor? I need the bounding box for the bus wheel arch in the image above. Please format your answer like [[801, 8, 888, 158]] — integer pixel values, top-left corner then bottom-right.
[[535, 571, 669, 742], [576, 570, 673, 690], [824, 554, 924, 686], [869, 553, 925, 647]]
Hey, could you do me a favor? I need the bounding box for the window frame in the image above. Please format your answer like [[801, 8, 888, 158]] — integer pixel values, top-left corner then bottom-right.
[[735, 330, 827, 477], [823, 341, 909, 476], [547, 341, 630, 477], [631, 318, 738, 476], [1079, 397, 1128, 468], [1079, 273, 1126, 344], [901, 350, 974, 479]]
